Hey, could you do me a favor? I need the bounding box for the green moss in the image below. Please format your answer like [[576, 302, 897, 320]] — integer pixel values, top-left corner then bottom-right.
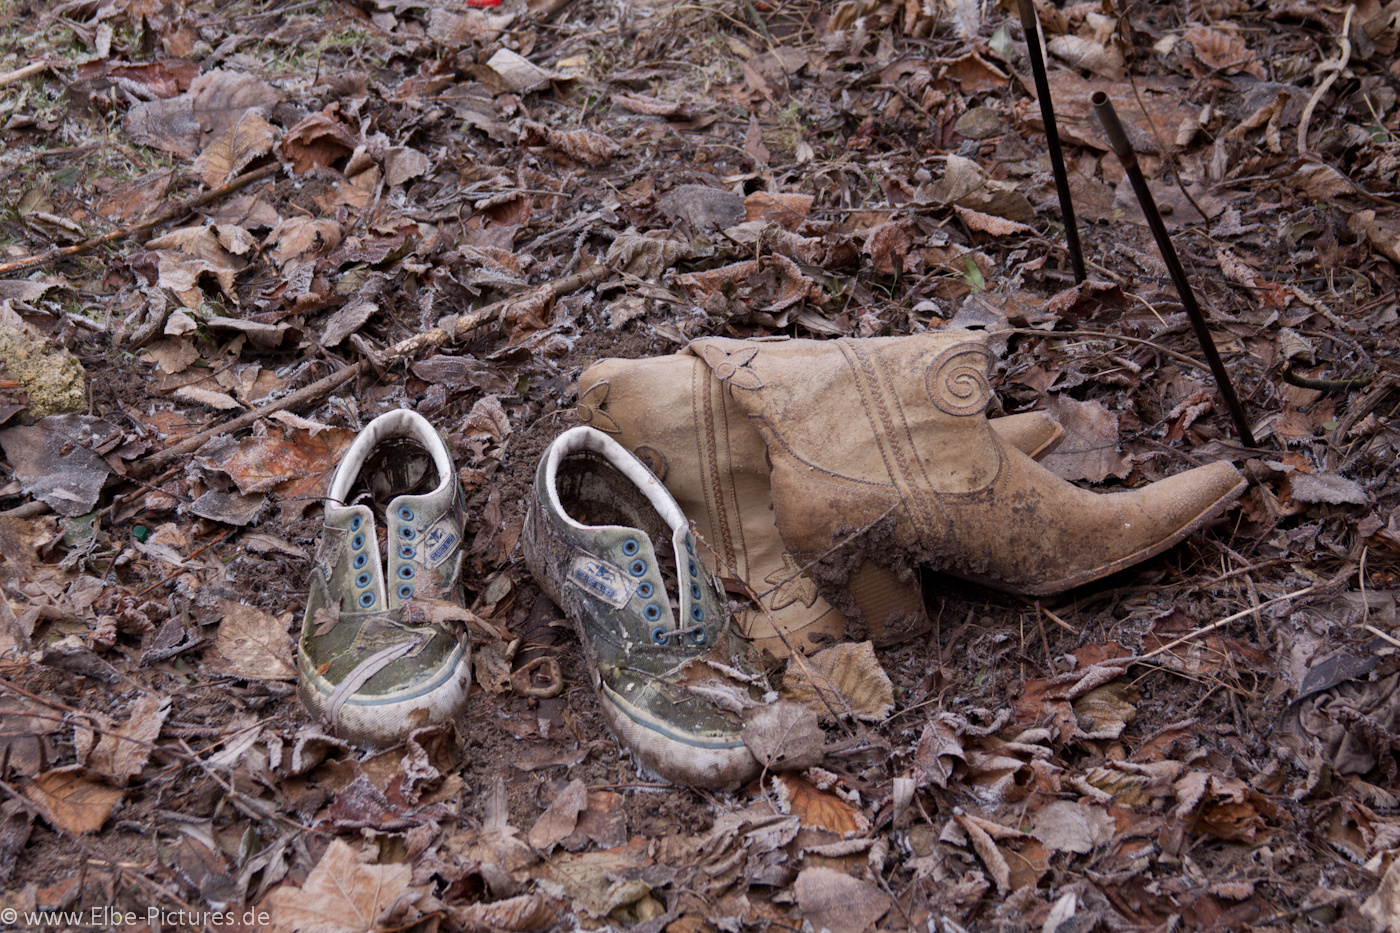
[[0, 323, 86, 417]]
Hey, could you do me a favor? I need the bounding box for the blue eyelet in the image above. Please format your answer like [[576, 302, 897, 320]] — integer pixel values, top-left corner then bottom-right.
[[690, 605, 704, 622], [351, 533, 365, 550], [636, 582, 654, 599], [355, 571, 371, 588], [398, 565, 415, 580], [399, 544, 416, 560], [398, 583, 414, 599], [644, 604, 662, 621], [398, 507, 414, 522], [359, 592, 375, 608], [685, 538, 694, 555], [353, 553, 368, 570], [690, 583, 701, 600], [400, 526, 416, 540], [691, 629, 706, 644], [688, 561, 698, 577], [350, 515, 362, 531], [651, 626, 669, 644], [628, 559, 647, 578], [622, 538, 640, 556]]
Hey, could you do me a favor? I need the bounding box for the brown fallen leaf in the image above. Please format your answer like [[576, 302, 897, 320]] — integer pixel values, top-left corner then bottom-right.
[[744, 191, 813, 231], [782, 641, 894, 722], [1027, 800, 1116, 853], [792, 866, 891, 933], [1181, 25, 1266, 80], [452, 893, 556, 932], [210, 600, 296, 680], [528, 778, 587, 852], [1039, 396, 1130, 484], [85, 695, 169, 786], [194, 110, 278, 187], [24, 770, 125, 835], [955, 204, 1034, 236], [772, 773, 869, 836], [914, 719, 965, 789], [267, 837, 429, 933], [742, 700, 825, 771], [519, 121, 619, 166]]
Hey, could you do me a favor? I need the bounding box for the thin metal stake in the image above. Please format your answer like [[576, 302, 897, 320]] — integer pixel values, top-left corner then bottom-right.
[[1091, 91, 1257, 448], [1016, 0, 1086, 284]]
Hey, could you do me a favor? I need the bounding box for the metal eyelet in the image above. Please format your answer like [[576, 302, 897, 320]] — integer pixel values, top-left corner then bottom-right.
[[353, 553, 368, 570], [690, 583, 701, 600], [690, 606, 704, 622], [688, 561, 698, 577], [399, 544, 416, 560], [398, 565, 415, 580], [622, 538, 640, 556], [350, 515, 363, 531], [355, 571, 371, 588], [398, 583, 414, 599], [651, 626, 669, 644], [685, 538, 694, 555], [400, 526, 416, 540], [398, 507, 415, 522], [351, 533, 365, 551], [644, 604, 662, 621], [628, 559, 647, 578], [359, 592, 375, 608], [691, 629, 707, 644], [636, 582, 654, 599]]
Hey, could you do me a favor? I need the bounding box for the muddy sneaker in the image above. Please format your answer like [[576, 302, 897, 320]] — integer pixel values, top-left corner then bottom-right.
[[298, 409, 472, 748], [523, 426, 770, 790]]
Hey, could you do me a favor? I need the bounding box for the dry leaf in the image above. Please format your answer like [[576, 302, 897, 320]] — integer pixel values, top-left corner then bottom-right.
[[518, 121, 619, 166], [1039, 396, 1130, 483], [742, 700, 825, 770], [613, 92, 691, 119], [267, 837, 425, 933], [772, 773, 869, 836], [955, 204, 1033, 236], [452, 894, 556, 932], [1027, 800, 1116, 853], [86, 695, 169, 786], [24, 770, 125, 834], [174, 386, 242, 410], [193, 110, 277, 187], [744, 191, 813, 231], [954, 811, 1011, 892], [914, 719, 965, 788], [1072, 682, 1137, 739], [210, 599, 296, 680], [484, 49, 558, 93], [1048, 34, 1125, 79], [527, 778, 587, 852], [1181, 25, 1266, 80], [783, 641, 894, 722], [793, 866, 891, 933]]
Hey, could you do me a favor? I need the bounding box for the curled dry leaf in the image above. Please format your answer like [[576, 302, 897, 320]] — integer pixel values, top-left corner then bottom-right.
[[772, 773, 869, 836], [452, 893, 556, 933], [1048, 34, 1125, 79], [527, 778, 587, 852], [783, 640, 894, 722], [914, 719, 965, 788], [953, 811, 1011, 893], [955, 204, 1033, 236], [193, 110, 277, 187], [741, 699, 825, 771], [173, 386, 242, 410], [519, 121, 619, 166], [267, 837, 427, 933], [85, 695, 169, 786], [613, 92, 691, 119], [1181, 25, 1267, 80]]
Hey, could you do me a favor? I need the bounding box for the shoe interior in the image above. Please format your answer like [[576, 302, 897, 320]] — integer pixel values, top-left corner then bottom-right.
[[347, 437, 441, 516], [556, 450, 681, 605]]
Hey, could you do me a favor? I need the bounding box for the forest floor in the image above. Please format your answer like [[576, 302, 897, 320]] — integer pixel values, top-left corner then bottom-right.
[[1, 0, 1399, 930]]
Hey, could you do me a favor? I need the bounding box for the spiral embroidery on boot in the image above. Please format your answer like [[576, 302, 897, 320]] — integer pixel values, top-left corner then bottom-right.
[[575, 380, 620, 433], [925, 343, 993, 416]]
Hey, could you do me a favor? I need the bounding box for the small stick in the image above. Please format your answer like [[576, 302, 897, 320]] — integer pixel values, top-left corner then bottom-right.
[[0, 163, 281, 277], [1092, 92, 1257, 448], [1140, 584, 1318, 660], [0, 61, 49, 88], [1015, 0, 1086, 284]]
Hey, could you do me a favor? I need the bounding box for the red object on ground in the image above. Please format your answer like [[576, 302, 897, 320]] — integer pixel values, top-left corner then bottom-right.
[[465, 0, 501, 6]]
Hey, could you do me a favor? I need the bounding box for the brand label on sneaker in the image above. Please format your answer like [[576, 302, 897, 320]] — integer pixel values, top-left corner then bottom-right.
[[567, 554, 636, 609], [421, 519, 461, 568]]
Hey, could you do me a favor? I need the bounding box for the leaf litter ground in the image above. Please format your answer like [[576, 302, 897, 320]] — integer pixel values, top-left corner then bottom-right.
[[0, 0, 1399, 930]]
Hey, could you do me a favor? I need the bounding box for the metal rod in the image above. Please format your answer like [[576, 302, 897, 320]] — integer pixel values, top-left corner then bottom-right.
[[1091, 91, 1257, 448], [1015, 0, 1086, 284]]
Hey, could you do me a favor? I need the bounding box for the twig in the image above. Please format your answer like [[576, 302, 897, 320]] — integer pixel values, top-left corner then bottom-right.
[[1298, 5, 1356, 155], [0, 163, 281, 276], [0, 60, 50, 88], [1008, 327, 1210, 373], [1364, 624, 1400, 650], [134, 264, 612, 473], [1140, 584, 1321, 660], [1281, 363, 1375, 392]]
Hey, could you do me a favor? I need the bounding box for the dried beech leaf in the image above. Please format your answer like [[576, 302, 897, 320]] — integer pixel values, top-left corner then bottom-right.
[[23, 770, 124, 834], [194, 110, 277, 187], [528, 778, 588, 852], [954, 204, 1033, 236], [452, 893, 556, 932], [744, 192, 813, 231], [1039, 396, 1130, 484], [793, 866, 891, 933], [1047, 34, 1125, 79], [772, 773, 869, 836], [613, 92, 691, 119], [210, 599, 296, 680], [174, 386, 242, 410], [1027, 800, 1116, 853], [954, 811, 1011, 893], [1181, 25, 1266, 80], [86, 695, 169, 786], [783, 641, 893, 722], [742, 700, 825, 770], [267, 838, 422, 933], [519, 120, 618, 166], [914, 719, 965, 788]]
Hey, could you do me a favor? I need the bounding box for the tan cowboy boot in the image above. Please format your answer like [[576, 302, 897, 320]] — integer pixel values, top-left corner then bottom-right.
[[577, 353, 1065, 656], [685, 332, 1246, 596]]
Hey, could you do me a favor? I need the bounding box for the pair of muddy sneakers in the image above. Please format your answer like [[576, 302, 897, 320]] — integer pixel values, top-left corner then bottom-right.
[[296, 408, 764, 788]]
